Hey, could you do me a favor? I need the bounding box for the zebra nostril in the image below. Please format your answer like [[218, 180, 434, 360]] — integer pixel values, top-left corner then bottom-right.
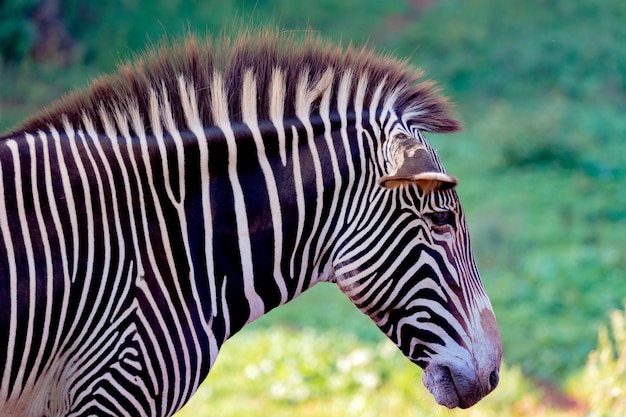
[[488, 369, 500, 391]]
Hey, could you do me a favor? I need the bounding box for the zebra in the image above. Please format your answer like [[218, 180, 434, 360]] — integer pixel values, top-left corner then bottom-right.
[[0, 31, 501, 416]]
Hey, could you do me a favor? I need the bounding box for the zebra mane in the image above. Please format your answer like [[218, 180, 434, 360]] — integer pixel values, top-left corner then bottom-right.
[[11, 30, 461, 136]]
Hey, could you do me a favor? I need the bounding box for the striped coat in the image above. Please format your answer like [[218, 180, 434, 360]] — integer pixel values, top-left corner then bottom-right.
[[0, 31, 501, 416]]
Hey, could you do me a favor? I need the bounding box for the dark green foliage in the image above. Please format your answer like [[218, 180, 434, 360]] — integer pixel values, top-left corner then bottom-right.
[[57, 0, 407, 68], [0, 0, 39, 61], [391, 0, 626, 103]]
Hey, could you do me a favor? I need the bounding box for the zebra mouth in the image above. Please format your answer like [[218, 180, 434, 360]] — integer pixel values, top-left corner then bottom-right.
[[422, 363, 484, 409], [422, 364, 461, 408]]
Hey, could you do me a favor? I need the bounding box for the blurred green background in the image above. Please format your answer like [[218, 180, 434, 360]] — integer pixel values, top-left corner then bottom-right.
[[1, 0, 625, 416]]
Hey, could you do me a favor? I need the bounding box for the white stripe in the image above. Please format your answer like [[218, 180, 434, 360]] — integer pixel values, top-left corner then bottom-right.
[[369, 77, 386, 139], [0, 141, 18, 400], [380, 99, 401, 174], [348, 72, 371, 217], [178, 75, 217, 327], [158, 83, 185, 205], [293, 70, 327, 295], [110, 106, 146, 300], [336, 70, 358, 225], [56, 119, 99, 356], [206, 277, 226, 369], [369, 79, 388, 174], [219, 276, 229, 353], [289, 124, 306, 280], [311, 71, 341, 277], [241, 69, 289, 305], [52, 122, 80, 281], [20, 134, 55, 393], [269, 68, 288, 166], [97, 110, 133, 319], [39, 129, 73, 374], [211, 71, 265, 323], [7, 138, 38, 394]]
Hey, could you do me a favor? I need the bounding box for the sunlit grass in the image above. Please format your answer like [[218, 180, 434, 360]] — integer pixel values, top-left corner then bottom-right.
[[568, 302, 626, 417]]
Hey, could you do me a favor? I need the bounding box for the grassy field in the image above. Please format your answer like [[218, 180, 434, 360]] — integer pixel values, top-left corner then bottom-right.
[[1, 0, 625, 415]]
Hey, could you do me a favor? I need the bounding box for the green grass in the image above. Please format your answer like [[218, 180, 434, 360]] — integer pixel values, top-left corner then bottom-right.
[[2, 0, 626, 415]]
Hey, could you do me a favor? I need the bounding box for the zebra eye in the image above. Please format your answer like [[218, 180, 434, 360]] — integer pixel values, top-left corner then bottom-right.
[[427, 211, 454, 226]]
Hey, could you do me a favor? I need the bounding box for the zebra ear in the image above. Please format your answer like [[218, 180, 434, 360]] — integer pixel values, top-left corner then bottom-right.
[[378, 146, 458, 193]]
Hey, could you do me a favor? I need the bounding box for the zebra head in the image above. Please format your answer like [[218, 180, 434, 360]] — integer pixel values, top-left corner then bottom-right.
[[334, 124, 502, 408]]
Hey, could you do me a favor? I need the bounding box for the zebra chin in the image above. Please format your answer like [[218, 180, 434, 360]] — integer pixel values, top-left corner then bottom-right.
[[422, 361, 500, 409]]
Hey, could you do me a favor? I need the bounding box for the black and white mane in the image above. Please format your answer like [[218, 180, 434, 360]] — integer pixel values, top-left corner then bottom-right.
[[11, 30, 460, 137]]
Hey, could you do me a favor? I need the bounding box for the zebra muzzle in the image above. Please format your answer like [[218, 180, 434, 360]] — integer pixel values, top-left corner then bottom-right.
[[422, 362, 499, 409]]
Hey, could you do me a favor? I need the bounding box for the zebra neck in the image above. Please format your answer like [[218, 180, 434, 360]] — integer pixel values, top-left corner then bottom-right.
[[194, 113, 376, 341]]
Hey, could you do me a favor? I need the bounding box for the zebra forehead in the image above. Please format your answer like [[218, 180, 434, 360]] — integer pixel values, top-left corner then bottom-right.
[[10, 29, 461, 136]]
